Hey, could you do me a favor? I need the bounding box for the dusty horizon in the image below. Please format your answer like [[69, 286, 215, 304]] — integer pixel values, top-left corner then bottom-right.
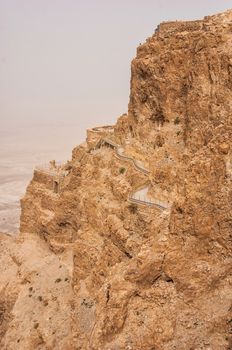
[[1, 1, 231, 129]]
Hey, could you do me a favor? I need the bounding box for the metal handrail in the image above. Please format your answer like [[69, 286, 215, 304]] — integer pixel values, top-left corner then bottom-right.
[[102, 138, 150, 175], [100, 138, 169, 210], [128, 196, 168, 210], [91, 126, 114, 133], [128, 183, 169, 210]]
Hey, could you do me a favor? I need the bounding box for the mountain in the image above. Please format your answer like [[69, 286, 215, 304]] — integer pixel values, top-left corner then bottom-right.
[[1, 9, 232, 350]]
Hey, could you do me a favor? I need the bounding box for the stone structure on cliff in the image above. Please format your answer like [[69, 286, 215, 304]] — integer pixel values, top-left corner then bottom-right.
[[1, 10, 232, 350]]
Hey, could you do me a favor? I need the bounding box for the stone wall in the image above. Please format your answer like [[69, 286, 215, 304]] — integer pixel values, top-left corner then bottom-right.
[[156, 20, 203, 35], [33, 170, 54, 191], [86, 126, 114, 148]]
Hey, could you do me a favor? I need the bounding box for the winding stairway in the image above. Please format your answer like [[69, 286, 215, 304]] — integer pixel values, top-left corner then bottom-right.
[[35, 127, 169, 210], [95, 135, 169, 210]]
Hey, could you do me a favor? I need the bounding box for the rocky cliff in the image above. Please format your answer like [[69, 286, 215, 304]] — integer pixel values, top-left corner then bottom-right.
[[1, 10, 232, 350]]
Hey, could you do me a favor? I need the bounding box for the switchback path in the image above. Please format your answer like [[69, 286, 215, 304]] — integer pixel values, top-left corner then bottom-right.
[[100, 137, 169, 210], [34, 130, 169, 210]]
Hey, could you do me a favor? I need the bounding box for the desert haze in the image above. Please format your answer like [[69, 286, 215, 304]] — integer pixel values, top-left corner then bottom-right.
[[0, 123, 84, 233]]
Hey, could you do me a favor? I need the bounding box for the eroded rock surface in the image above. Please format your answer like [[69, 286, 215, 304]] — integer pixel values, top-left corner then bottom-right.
[[0, 233, 73, 350], [1, 9, 232, 350]]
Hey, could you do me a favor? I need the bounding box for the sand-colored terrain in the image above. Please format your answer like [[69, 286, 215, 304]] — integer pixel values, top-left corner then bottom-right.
[[1, 10, 232, 350]]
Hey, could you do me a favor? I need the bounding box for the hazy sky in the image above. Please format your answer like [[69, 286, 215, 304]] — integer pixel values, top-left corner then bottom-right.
[[0, 0, 231, 130]]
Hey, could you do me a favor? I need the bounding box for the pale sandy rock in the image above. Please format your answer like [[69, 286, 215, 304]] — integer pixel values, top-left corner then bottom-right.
[[0, 233, 73, 350], [1, 9, 232, 350]]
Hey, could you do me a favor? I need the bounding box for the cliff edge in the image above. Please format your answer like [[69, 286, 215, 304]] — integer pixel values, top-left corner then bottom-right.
[[1, 10, 232, 350]]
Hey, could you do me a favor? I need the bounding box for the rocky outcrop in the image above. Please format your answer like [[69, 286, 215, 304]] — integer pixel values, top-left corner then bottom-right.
[[1, 9, 232, 350], [0, 233, 73, 350]]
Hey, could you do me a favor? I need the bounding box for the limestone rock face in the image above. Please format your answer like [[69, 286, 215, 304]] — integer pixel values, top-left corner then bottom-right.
[[0, 233, 73, 350], [1, 9, 232, 350], [128, 11, 232, 151]]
